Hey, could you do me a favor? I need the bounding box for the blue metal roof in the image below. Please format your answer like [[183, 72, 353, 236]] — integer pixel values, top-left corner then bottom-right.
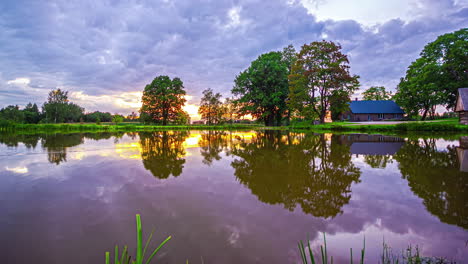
[[349, 100, 405, 114]]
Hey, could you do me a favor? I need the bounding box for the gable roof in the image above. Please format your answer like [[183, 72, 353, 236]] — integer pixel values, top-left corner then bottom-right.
[[455, 88, 468, 112], [349, 100, 405, 114]]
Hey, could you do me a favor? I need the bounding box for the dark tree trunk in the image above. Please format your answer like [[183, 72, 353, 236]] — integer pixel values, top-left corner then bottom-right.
[[264, 114, 274, 126], [421, 108, 428, 121]]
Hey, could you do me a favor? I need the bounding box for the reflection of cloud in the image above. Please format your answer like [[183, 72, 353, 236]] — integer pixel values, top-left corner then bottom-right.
[[5, 166, 28, 174]]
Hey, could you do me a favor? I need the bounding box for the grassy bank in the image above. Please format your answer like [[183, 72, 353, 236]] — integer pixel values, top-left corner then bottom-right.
[[290, 119, 468, 132], [0, 122, 261, 133]]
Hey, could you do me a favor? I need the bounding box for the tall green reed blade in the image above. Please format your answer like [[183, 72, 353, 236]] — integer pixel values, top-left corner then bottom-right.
[[307, 237, 316, 264], [350, 248, 353, 264], [136, 214, 143, 264], [323, 233, 328, 264], [320, 245, 325, 264], [120, 246, 128, 264], [360, 237, 365, 264], [145, 235, 172, 264], [106, 252, 110, 264], [115, 245, 119, 264], [298, 241, 307, 264]]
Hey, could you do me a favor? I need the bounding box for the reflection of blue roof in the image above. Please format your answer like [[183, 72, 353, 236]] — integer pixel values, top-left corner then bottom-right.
[[350, 100, 405, 114], [351, 142, 404, 155]]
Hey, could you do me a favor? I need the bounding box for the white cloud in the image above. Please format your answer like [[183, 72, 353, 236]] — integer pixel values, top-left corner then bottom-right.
[[7, 77, 31, 85]]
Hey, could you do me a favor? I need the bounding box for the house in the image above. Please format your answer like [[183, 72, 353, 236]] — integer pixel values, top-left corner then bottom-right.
[[192, 120, 205, 125], [342, 100, 405, 121], [455, 88, 468, 125]]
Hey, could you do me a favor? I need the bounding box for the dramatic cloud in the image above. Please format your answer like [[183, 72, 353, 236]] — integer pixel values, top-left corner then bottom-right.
[[0, 0, 466, 116]]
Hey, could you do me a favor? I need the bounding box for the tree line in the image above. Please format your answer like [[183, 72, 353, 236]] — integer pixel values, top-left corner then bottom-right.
[[0, 89, 133, 124]]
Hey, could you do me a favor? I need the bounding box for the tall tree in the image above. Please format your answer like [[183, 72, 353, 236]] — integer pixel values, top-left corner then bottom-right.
[[420, 28, 468, 109], [198, 88, 223, 125], [289, 41, 359, 123], [140, 75, 187, 125], [394, 57, 445, 120], [282, 44, 297, 125], [232, 51, 289, 126], [43, 89, 83, 123], [362, 86, 392, 100], [23, 103, 41, 124], [222, 97, 238, 124]]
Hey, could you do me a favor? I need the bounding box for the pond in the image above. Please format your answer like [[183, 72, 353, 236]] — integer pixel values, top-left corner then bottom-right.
[[0, 131, 467, 263]]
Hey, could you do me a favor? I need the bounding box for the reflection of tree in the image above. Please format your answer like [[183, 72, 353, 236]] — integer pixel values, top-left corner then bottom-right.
[[199, 131, 228, 166], [394, 139, 468, 229], [0, 134, 41, 149], [139, 131, 189, 179], [364, 155, 393, 168], [41, 134, 84, 165], [230, 131, 361, 218]]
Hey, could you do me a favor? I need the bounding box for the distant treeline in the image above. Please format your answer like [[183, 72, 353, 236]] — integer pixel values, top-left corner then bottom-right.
[[0, 89, 135, 125]]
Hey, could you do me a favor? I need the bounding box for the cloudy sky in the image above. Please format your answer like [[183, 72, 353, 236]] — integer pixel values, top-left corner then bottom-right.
[[0, 0, 467, 119]]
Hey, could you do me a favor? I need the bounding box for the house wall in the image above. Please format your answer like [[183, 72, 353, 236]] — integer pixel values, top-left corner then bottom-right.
[[459, 111, 468, 125], [341, 112, 402, 121]]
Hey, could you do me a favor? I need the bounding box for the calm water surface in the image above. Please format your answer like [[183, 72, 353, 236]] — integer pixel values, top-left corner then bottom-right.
[[0, 131, 467, 263]]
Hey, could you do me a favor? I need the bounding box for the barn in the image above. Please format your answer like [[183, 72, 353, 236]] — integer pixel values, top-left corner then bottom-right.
[[342, 100, 405, 122], [455, 88, 468, 125]]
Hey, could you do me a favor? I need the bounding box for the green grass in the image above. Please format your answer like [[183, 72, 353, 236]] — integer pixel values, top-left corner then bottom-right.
[[298, 234, 455, 264], [290, 119, 468, 132], [105, 214, 171, 264], [0, 122, 261, 133]]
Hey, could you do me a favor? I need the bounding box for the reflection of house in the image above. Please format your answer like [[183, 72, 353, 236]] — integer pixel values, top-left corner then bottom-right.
[[342, 100, 405, 121], [455, 88, 468, 125], [339, 134, 405, 155], [456, 136, 468, 172]]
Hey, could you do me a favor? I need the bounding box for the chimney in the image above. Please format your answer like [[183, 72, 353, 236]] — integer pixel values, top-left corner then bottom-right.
[[355, 98, 358, 101]]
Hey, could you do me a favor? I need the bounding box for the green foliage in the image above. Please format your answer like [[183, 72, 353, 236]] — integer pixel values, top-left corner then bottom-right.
[[395, 28, 468, 119], [140, 75, 187, 125], [84, 111, 112, 122], [175, 110, 191, 125], [420, 28, 468, 109], [43, 89, 84, 123], [289, 40, 359, 123], [0, 105, 24, 123], [394, 57, 445, 120], [362, 86, 392, 101], [198, 88, 224, 124], [232, 51, 289, 126], [112, 114, 124, 124], [105, 214, 171, 264]]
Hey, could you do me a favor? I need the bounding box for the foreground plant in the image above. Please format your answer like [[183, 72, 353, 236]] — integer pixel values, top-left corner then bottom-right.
[[105, 214, 172, 264], [298, 235, 456, 264]]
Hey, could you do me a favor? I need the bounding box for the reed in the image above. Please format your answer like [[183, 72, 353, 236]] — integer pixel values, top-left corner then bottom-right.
[[105, 214, 172, 264]]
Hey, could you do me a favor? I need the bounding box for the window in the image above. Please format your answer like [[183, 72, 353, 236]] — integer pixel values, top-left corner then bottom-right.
[[378, 113, 384, 119]]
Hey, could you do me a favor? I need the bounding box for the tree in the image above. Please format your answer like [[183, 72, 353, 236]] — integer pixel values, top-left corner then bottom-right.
[[362, 86, 392, 101], [289, 40, 359, 123], [175, 110, 190, 125], [222, 97, 238, 124], [23, 103, 41, 124], [43, 89, 84, 123], [140, 75, 187, 125], [232, 51, 289, 126], [329, 90, 351, 121], [198, 88, 223, 125], [420, 28, 468, 109], [282, 44, 297, 125], [394, 57, 445, 120], [111, 114, 124, 125], [0, 105, 24, 123]]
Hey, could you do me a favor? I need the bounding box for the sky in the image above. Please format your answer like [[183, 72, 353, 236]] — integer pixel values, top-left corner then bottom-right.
[[0, 0, 467, 120]]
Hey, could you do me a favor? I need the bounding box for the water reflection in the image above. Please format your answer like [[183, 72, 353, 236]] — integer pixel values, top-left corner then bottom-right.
[[394, 138, 468, 230], [1, 131, 468, 263], [139, 131, 189, 179], [230, 131, 361, 218]]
